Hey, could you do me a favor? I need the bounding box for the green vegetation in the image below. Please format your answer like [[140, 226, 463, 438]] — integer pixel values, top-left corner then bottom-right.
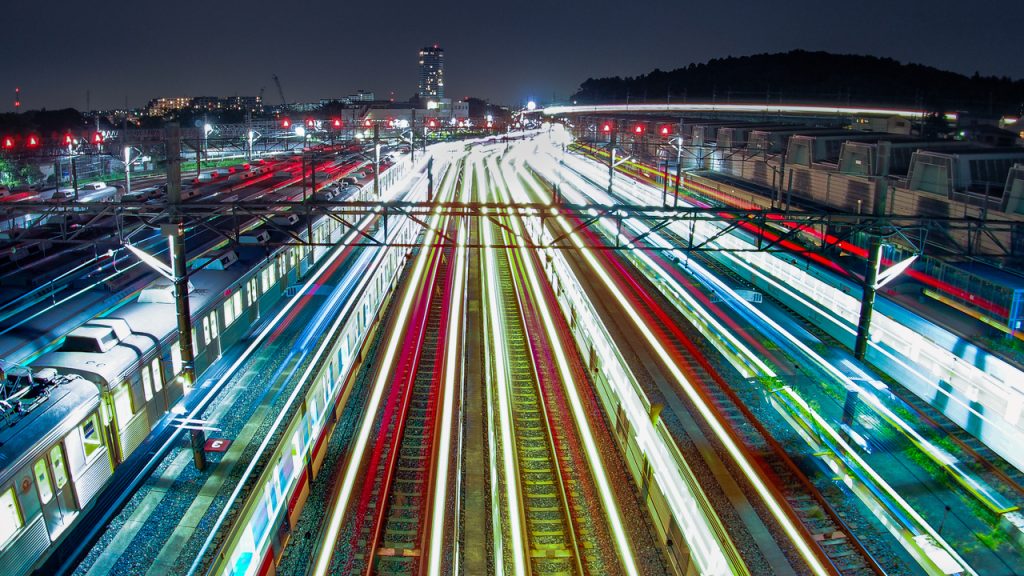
[[0, 157, 44, 188]]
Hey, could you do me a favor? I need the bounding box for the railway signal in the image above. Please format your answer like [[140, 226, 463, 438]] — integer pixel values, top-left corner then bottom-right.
[[2, 136, 14, 149], [93, 132, 104, 144], [63, 133, 74, 146], [281, 118, 291, 128], [27, 135, 39, 148], [331, 118, 342, 129], [634, 124, 645, 134], [601, 122, 612, 133]]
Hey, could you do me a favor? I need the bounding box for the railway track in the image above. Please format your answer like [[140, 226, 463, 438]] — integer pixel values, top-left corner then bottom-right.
[[571, 215, 887, 575], [696, 248, 1024, 502], [323, 216, 455, 575], [495, 241, 588, 575], [368, 240, 450, 576]]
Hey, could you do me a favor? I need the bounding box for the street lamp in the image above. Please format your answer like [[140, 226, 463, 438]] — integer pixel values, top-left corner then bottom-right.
[[201, 123, 213, 176]]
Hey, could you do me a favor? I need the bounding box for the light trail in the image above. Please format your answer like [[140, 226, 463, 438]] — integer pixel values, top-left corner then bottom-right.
[[311, 156, 458, 576], [481, 173, 529, 576], [426, 163, 470, 576], [188, 208, 387, 575], [509, 150, 833, 575], [542, 102, 940, 120], [546, 137, 978, 575], [491, 155, 641, 576]]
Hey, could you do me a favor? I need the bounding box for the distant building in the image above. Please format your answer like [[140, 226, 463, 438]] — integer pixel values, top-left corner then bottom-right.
[[146, 95, 262, 117], [348, 90, 375, 102], [146, 97, 191, 117], [418, 45, 444, 101]]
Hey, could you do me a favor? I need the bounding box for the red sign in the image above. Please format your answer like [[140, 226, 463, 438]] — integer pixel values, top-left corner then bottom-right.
[[204, 438, 232, 452]]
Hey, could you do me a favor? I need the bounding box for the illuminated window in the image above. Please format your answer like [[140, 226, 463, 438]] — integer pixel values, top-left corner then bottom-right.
[[114, 382, 134, 427], [34, 459, 53, 504], [151, 359, 162, 392], [81, 414, 104, 460], [171, 341, 183, 376], [0, 487, 22, 548], [142, 368, 154, 402], [50, 445, 68, 490]]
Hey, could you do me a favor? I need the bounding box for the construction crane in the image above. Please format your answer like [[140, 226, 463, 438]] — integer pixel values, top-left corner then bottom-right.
[[272, 74, 287, 111]]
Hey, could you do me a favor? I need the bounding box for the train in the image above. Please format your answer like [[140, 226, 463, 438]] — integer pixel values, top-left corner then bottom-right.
[[0, 165, 386, 576]]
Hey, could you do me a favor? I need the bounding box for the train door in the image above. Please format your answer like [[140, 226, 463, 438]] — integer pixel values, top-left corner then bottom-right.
[[202, 309, 221, 364], [34, 444, 77, 536]]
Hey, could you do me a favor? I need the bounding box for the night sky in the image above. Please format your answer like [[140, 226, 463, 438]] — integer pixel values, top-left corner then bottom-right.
[[4, 0, 1022, 112]]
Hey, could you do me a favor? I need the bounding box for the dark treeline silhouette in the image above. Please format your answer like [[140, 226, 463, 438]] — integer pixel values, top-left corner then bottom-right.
[[571, 51, 1024, 115], [0, 108, 93, 136]]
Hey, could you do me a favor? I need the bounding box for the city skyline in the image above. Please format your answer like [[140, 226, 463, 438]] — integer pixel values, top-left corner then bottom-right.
[[3, 0, 1023, 113]]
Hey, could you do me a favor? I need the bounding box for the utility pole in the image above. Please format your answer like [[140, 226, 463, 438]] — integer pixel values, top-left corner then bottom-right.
[[307, 151, 315, 244], [854, 141, 891, 361], [410, 109, 416, 163], [427, 157, 434, 202], [373, 122, 381, 197], [165, 123, 196, 388], [607, 128, 617, 197], [70, 155, 80, 200], [245, 111, 253, 162], [123, 146, 132, 199]]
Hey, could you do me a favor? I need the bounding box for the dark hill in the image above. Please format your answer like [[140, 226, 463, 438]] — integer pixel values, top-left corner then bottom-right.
[[571, 51, 1024, 114]]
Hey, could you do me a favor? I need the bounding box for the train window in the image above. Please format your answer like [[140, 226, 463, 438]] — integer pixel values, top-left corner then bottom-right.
[[291, 428, 304, 465], [0, 487, 22, 548], [209, 311, 219, 339], [114, 383, 134, 428], [279, 452, 294, 491], [34, 459, 53, 504], [171, 342, 183, 376], [223, 300, 235, 327], [247, 277, 259, 306], [151, 360, 163, 393], [261, 266, 275, 293], [81, 414, 104, 460], [202, 316, 211, 345], [50, 445, 69, 490], [142, 369, 154, 402]]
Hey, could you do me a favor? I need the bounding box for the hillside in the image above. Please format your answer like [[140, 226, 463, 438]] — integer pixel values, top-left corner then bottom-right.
[[571, 51, 1024, 114]]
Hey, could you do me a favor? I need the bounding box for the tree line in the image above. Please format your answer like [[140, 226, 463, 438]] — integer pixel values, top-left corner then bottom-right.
[[571, 51, 1024, 115]]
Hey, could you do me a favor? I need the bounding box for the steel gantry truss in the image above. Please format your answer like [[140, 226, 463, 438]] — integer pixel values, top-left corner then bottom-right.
[[2, 198, 1012, 255]]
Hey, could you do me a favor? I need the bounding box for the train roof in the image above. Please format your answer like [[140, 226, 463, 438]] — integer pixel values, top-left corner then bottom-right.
[[32, 268, 240, 388], [0, 375, 99, 484]]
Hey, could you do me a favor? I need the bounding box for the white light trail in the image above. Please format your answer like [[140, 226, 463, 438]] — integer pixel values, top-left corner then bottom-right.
[[311, 157, 457, 576], [491, 157, 641, 576]]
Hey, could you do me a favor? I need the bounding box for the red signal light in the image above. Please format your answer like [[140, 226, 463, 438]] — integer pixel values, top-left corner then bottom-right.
[[427, 119, 437, 128], [660, 125, 671, 136], [634, 125, 644, 134], [601, 123, 612, 133], [27, 135, 39, 147], [281, 118, 291, 128], [332, 118, 342, 128], [306, 119, 315, 127], [364, 119, 372, 127], [63, 134, 74, 145], [3, 136, 14, 149], [93, 132, 104, 144]]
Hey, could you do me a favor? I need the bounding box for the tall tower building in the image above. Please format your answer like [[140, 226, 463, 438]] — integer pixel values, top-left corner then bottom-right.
[[418, 45, 444, 101]]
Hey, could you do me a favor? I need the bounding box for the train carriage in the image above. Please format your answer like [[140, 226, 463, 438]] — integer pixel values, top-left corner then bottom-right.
[[0, 371, 110, 576]]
